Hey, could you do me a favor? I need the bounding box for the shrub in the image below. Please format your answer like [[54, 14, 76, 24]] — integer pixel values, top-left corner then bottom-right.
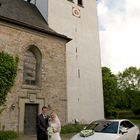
[[0, 52, 18, 106], [61, 124, 86, 134], [0, 131, 18, 140], [115, 110, 134, 119]]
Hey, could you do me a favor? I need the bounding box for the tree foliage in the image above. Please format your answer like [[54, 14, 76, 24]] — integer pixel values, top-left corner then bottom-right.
[[102, 66, 140, 117], [117, 67, 140, 113], [0, 52, 18, 106], [117, 66, 140, 91], [102, 67, 118, 117]]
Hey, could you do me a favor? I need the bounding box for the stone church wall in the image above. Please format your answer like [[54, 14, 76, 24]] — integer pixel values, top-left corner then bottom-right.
[[0, 22, 67, 132]]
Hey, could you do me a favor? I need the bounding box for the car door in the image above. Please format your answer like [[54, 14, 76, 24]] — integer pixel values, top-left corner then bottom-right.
[[124, 121, 138, 140]]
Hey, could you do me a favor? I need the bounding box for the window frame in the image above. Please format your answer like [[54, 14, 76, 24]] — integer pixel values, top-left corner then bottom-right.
[[23, 45, 42, 87]]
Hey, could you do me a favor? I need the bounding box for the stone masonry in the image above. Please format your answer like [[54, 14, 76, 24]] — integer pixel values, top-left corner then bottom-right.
[[0, 21, 68, 133]]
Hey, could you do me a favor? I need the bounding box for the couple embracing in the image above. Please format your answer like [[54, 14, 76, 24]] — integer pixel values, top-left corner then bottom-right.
[[36, 106, 61, 140]]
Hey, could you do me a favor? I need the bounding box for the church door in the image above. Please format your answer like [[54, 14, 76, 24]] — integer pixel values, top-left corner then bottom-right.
[[24, 103, 38, 135]]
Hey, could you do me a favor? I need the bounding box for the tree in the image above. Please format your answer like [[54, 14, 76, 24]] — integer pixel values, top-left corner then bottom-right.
[[117, 67, 140, 91], [102, 67, 118, 117], [0, 52, 18, 106], [117, 66, 140, 112]]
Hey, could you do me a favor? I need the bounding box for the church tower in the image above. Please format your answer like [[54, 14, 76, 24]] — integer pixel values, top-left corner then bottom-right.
[[32, 0, 104, 123]]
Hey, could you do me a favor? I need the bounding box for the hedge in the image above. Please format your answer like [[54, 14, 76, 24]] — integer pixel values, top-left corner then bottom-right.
[[0, 131, 18, 140]]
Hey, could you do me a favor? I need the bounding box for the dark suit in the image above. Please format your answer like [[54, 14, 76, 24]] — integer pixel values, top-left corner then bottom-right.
[[36, 114, 49, 140]]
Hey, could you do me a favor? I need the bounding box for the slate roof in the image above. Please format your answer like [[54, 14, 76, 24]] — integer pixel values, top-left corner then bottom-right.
[[0, 0, 70, 40]]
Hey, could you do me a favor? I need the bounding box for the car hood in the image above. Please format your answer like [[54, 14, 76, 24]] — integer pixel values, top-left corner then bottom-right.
[[70, 132, 120, 140]]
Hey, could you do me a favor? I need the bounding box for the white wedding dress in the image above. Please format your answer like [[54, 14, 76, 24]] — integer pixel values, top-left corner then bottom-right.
[[49, 116, 61, 140]]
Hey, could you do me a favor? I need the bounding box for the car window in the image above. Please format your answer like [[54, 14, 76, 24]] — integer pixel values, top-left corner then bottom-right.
[[85, 121, 119, 134], [101, 122, 118, 133], [124, 121, 134, 129], [120, 121, 127, 128], [120, 120, 134, 130]]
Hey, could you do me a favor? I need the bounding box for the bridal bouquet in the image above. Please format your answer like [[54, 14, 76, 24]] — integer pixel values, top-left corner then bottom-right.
[[47, 126, 54, 138]]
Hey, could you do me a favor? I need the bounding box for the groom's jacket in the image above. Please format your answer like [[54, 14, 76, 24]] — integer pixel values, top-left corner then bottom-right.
[[36, 114, 49, 133]]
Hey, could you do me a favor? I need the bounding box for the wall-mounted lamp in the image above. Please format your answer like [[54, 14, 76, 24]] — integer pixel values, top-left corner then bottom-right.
[[47, 104, 52, 110], [10, 103, 15, 111]]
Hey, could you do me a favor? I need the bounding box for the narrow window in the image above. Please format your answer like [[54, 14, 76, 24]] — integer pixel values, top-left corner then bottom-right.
[[67, 0, 73, 2], [78, 0, 83, 6], [23, 50, 36, 85], [78, 69, 80, 78]]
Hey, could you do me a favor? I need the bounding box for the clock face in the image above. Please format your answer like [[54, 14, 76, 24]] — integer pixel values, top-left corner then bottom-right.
[[72, 7, 81, 18]]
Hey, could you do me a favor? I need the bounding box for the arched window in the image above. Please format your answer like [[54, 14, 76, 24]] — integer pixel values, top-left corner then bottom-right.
[[23, 46, 42, 86]]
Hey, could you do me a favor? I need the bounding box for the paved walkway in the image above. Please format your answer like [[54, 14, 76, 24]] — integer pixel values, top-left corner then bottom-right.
[[16, 133, 75, 140]]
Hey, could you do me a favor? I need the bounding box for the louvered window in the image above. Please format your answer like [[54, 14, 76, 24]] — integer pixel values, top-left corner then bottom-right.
[[24, 0, 36, 4], [78, 0, 83, 6]]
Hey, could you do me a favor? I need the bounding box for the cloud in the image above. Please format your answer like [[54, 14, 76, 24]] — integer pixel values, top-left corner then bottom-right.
[[97, 0, 140, 73]]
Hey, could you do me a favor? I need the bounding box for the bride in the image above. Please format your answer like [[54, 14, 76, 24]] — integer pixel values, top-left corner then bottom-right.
[[48, 111, 61, 140]]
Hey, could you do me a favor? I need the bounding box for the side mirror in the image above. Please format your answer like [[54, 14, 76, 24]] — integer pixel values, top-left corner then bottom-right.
[[120, 127, 127, 134]]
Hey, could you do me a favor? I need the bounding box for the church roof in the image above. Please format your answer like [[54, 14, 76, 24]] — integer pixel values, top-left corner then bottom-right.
[[0, 0, 70, 40]]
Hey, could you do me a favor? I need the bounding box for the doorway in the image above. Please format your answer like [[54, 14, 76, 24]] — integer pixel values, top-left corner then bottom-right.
[[24, 103, 38, 135]]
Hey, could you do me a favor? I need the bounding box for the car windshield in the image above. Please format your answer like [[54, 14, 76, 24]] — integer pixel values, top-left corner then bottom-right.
[[85, 120, 119, 134]]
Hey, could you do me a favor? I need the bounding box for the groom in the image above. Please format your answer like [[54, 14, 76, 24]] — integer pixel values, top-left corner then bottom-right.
[[36, 106, 50, 140]]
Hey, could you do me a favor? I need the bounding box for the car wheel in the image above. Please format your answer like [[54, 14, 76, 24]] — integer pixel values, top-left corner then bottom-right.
[[137, 134, 140, 140]]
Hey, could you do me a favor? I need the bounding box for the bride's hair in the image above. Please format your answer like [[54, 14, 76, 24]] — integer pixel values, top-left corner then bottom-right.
[[50, 111, 61, 132]]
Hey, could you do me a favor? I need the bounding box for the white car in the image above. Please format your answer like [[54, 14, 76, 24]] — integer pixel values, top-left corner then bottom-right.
[[70, 119, 140, 140]]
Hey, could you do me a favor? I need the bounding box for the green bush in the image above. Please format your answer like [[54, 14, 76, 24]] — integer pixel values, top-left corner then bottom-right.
[[115, 110, 134, 119], [61, 124, 86, 134], [0, 131, 18, 140], [0, 52, 18, 106]]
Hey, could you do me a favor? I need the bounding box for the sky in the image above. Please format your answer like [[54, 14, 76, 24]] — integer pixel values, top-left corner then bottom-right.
[[97, 0, 140, 74]]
